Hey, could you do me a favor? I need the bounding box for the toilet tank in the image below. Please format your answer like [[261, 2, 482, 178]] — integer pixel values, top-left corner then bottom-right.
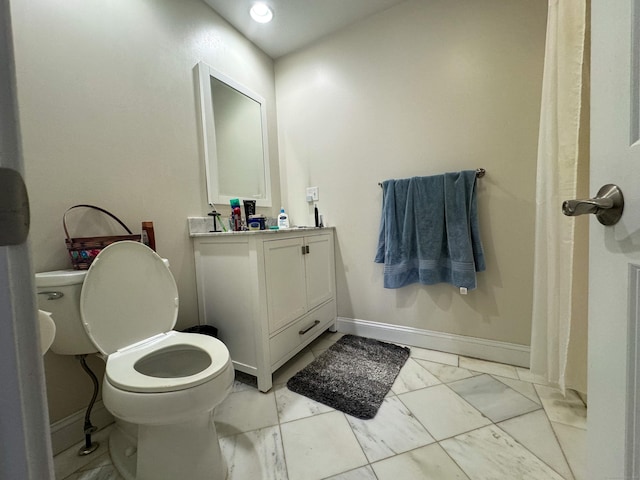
[[35, 269, 98, 355]]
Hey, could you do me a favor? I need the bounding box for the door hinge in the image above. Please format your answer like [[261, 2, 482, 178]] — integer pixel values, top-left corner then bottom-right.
[[0, 168, 30, 246]]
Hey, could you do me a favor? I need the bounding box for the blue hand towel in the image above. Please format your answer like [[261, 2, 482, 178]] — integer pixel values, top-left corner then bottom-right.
[[375, 170, 485, 289]]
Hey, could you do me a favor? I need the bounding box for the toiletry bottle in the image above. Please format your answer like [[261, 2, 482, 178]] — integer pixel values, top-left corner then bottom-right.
[[141, 222, 156, 251], [277, 208, 290, 229], [234, 206, 242, 231], [230, 198, 242, 231], [243, 199, 256, 224]]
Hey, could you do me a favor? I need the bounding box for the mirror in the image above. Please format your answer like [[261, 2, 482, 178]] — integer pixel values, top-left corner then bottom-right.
[[196, 62, 271, 207]]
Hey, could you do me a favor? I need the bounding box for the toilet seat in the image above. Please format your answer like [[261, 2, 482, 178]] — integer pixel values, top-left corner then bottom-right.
[[80, 241, 179, 355], [106, 331, 231, 393], [80, 241, 231, 394]]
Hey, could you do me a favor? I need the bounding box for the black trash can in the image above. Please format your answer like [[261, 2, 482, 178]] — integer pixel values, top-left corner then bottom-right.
[[181, 325, 218, 338]]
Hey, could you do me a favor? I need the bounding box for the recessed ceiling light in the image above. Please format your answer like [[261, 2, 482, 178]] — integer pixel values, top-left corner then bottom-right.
[[250, 2, 273, 23]]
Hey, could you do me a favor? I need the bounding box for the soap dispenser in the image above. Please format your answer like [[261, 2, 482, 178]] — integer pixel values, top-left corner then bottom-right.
[[277, 208, 290, 229]]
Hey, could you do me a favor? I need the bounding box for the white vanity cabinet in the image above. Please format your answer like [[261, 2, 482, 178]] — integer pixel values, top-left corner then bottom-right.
[[192, 228, 336, 392]]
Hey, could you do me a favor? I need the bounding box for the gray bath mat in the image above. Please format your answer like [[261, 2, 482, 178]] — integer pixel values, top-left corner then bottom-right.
[[286, 335, 410, 419]]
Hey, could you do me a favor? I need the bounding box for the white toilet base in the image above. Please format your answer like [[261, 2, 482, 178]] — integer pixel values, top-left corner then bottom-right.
[[109, 414, 227, 480]]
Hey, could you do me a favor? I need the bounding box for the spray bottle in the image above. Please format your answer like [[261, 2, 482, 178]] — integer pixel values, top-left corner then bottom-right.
[[230, 198, 242, 231]]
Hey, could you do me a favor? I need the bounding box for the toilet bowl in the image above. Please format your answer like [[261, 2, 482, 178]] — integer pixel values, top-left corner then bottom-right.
[[35, 241, 234, 480]]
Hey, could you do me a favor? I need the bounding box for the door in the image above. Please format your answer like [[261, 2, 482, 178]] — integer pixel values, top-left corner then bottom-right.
[[0, 0, 54, 477], [264, 236, 307, 333], [304, 234, 335, 310], [589, 1, 640, 477]]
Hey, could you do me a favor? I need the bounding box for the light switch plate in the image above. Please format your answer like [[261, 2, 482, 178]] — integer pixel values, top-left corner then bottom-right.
[[306, 186, 319, 202]]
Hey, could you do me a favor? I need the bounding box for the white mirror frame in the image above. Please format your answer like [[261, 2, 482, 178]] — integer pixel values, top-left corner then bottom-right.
[[196, 61, 272, 207]]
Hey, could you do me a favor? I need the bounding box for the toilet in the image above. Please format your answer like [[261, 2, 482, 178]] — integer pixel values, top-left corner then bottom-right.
[[35, 241, 234, 480]]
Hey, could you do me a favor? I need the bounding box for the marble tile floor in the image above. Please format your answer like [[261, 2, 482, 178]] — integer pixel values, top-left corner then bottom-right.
[[55, 331, 587, 480]]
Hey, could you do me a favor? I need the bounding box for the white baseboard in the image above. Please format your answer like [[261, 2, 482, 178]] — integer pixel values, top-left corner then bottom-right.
[[336, 317, 530, 368], [50, 400, 114, 456]]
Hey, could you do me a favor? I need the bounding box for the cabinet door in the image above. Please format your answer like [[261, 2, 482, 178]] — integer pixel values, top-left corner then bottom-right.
[[305, 234, 335, 310], [264, 237, 307, 333], [195, 241, 258, 369]]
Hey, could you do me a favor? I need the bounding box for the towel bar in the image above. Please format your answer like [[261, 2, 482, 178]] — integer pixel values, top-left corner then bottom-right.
[[378, 168, 485, 187]]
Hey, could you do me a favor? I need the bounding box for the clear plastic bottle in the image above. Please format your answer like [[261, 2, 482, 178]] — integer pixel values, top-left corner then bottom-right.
[[277, 208, 290, 229]]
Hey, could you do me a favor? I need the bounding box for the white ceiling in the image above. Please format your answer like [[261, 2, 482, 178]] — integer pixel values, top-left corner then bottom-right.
[[202, 0, 407, 59]]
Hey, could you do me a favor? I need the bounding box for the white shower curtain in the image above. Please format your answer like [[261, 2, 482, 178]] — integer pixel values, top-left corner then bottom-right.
[[530, 0, 588, 394]]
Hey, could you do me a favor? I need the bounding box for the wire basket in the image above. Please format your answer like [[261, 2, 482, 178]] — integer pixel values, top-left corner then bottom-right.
[[63, 204, 141, 270]]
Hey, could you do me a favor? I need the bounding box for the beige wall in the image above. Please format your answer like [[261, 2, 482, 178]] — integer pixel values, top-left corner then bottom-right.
[[275, 0, 547, 344], [12, 0, 548, 426], [11, 0, 279, 422]]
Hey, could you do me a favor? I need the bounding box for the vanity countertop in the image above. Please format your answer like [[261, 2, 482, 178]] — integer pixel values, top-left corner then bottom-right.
[[188, 217, 331, 237]]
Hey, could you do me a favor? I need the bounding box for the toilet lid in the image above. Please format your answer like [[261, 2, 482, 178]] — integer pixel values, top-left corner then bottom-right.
[[80, 241, 179, 355]]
